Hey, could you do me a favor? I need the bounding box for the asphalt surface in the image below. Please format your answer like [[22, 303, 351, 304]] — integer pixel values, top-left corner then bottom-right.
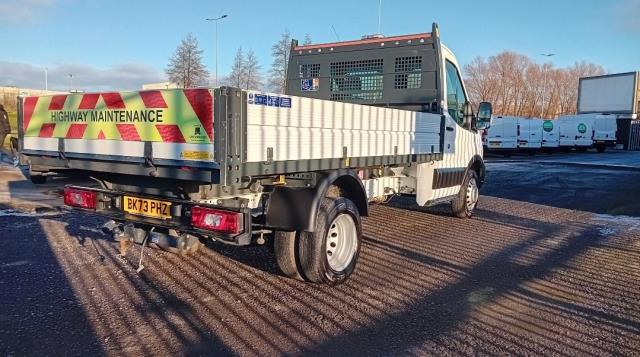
[[1, 154, 639, 356]]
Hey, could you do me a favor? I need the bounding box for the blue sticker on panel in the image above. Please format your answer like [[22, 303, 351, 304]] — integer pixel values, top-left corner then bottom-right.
[[301, 78, 319, 91], [249, 93, 291, 108]]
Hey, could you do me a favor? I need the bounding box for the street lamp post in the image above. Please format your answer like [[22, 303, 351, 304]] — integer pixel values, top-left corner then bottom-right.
[[205, 15, 228, 88], [68, 73, 74, 91], [44, 67, 48, 91], [540, 53, 555, 118]]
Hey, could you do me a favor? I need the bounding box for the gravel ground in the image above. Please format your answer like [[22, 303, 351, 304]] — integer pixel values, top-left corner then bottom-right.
[[0, 161, 639, 356]]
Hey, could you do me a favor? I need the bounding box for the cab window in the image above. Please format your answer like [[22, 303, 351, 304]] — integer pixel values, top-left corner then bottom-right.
[[445, 60, 467, 125]]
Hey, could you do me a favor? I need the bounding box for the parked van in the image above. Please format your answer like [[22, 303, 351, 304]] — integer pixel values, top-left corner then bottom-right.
[[558, 115, 594, 152], [517, 118, 543, 153], [485, 116, 518, 155], [592, 114, 617, 152], [541, 119, 560, 151]]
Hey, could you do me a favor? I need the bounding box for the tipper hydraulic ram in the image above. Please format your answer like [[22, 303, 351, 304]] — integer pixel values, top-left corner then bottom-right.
[[18, 23, 492, 285]]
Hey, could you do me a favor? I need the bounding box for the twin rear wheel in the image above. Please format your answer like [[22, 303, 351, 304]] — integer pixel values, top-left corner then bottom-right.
[[275, 173, 479, 284], [274, 197, 361, 285]]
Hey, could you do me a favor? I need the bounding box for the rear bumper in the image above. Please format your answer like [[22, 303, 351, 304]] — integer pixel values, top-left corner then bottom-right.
[[594, 140, 616, 147], [64, 185, 253, 246], [21, 152, 220, 183]]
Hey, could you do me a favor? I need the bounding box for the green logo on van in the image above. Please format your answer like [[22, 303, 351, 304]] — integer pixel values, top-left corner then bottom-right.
[[577, 123, 587, 134], [543, 121, 553, 132]]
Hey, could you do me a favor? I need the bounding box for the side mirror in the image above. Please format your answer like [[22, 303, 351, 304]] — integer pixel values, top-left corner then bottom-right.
[[476, 102, 492, 130]]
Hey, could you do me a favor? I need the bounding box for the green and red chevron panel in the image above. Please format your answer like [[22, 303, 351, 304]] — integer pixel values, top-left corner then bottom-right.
[[22, 88, 213, 144]]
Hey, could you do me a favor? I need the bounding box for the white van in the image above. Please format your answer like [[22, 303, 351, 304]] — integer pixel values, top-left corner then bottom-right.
[[517, 118, 543, 152], [592, 114, 617, 152], [558, 115, 594, 152], [541, 119, 560, 151], [485, 116, 518, 155]]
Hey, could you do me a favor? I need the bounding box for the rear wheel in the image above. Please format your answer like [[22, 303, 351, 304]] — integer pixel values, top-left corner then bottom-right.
[[597, 145, 605, 153], [451, 171, 479, 218], [274, 231, 305, 280], [298, 197, 361, 285]]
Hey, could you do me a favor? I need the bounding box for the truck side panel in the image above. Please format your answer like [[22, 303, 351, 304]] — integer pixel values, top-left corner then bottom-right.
[[245, 91, 441, 163]]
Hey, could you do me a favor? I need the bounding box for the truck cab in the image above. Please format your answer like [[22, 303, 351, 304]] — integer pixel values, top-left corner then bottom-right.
[[285, 24, 489, 207]]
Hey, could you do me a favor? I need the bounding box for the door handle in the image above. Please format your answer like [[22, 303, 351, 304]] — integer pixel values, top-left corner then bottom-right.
[[446, 126, 455, 132]]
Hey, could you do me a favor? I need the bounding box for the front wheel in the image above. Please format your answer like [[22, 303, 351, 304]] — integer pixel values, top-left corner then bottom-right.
[[298, 197, 361, 285], [597, 145, 605, 153], [451, 171, 479, 218]]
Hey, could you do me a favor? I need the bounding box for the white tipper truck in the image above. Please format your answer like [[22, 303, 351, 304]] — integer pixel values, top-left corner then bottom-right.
[[17, 24, 492, 285]]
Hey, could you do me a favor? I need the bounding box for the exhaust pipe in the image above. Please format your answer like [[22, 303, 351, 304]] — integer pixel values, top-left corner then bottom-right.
[[150, 231, 202, 254]]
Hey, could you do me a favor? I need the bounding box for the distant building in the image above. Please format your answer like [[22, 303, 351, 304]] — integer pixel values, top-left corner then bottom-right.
[[142, 82, 179, 90], [0, 86, 63, 111]]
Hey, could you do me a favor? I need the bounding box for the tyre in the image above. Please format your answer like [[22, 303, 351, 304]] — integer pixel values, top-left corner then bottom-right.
[[298, 197, 361, 285], [561, 147, 572, 153], [597, 146, 605, 153], [577, 147, 588, 152], [30, 174, 47, 184], [274, 230, 305, 280], [451, 170, 479, 218]]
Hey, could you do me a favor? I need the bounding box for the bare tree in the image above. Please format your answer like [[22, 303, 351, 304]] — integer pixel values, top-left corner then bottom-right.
[[166, 33, 210, 88], [303, 33, 312, 46], [268, 30, 292, 93], [464, 51, 605, 118], [225, 47, 245, 88], [243, 49, 263, 90]]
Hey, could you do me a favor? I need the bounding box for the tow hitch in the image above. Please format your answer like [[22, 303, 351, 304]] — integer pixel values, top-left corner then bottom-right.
[[102, 220, 202, 256]]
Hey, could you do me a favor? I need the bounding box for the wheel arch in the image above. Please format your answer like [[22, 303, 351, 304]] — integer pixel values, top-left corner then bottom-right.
[[266, 169, 368, 233], [466, 155, 486, 188]]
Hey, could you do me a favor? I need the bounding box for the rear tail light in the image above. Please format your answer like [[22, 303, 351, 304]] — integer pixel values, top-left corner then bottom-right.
[[191, 206, 242, 234], [64, 188, 97, 209]]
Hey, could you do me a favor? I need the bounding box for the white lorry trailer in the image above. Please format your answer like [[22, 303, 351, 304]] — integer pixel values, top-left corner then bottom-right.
[[578, 72, 637, 150], [17, 24, 492, 285], [558, 115, 594, 152], [517, 118, 543, 153], [485, 116, 518, 155]]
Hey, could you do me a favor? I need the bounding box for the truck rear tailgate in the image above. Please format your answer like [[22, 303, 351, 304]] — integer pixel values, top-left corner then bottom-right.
[[20, 88, 214, 167]]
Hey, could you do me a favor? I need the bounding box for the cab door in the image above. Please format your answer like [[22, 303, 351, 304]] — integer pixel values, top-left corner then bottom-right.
[[416, 51, 482, 205], [432, 58, 481, 199]]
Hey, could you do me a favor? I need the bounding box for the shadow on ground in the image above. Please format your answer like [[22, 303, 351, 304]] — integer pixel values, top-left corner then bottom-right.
[[1, 194, 638, 355]]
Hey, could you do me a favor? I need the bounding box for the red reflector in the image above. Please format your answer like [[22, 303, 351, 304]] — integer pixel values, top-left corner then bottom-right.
[[63, 188, 97, 209], [191, 206, 241, 234]]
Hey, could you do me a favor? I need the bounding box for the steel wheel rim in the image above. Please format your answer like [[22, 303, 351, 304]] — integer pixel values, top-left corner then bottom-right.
[[325, 213, 358, 272], [466, 177, 479, 211]]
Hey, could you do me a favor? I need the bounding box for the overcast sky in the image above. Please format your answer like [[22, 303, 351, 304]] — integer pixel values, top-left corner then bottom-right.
[[0, 0, 638, 92]]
